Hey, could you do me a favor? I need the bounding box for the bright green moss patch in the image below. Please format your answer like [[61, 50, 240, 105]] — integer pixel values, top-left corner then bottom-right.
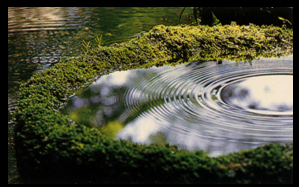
[[13, 24, 293, 183], [82, 24, 293, 68]]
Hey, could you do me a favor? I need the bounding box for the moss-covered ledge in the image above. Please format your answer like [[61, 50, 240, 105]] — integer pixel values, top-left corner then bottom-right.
[[13, 24, 293, 184]]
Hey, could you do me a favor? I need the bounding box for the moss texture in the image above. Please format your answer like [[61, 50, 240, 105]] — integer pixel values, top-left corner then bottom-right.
[[13, 24, 293, 183]]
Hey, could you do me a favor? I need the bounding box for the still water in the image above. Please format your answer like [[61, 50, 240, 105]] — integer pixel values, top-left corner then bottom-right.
[[64, 55, 293, 157], [8, 7, 192, 183]]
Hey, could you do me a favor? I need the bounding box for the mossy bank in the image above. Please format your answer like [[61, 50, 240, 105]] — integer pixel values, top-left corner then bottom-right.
[[13, 24, 293, 184]]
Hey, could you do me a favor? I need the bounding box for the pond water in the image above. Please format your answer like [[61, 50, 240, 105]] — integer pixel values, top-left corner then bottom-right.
[[64, 55, 293, 157], [8, 7, 192, 183], [8, 7, 192, 102]]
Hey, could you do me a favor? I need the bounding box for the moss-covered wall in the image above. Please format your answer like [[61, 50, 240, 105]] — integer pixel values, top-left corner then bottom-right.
[[13, 24, 293, 183]]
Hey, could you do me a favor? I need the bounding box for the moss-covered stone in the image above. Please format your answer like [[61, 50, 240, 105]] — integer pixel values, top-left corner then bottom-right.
[[13, 24, 293, 183]]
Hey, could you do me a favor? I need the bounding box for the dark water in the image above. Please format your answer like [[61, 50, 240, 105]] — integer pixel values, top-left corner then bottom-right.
[[8, 7, 193, 183], [8, 7, 192, 100], [64, 55, 293, 157]]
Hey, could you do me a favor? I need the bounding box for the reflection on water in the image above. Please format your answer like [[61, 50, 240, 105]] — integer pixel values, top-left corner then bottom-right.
[[8, 7, 83, 32], [64, 55, 293, 157], [221, 75, 293, 115]]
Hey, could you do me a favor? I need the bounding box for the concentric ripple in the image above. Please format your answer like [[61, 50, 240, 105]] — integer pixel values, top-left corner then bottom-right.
[[65, 56, 293, 156]]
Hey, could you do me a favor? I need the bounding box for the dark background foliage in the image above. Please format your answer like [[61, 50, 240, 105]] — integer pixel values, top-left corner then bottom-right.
[[180, 7, 293, 27]]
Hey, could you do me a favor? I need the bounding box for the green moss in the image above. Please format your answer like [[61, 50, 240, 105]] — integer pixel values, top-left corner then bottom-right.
[[13, 24, 293, 183]]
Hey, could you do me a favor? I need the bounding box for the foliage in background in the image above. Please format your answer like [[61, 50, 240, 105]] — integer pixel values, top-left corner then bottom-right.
[[180, 7, 293, 27]]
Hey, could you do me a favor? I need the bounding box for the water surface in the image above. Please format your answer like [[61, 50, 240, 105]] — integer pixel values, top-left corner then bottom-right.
[[8, 7, 191, 98], [64, 55, 293, 157]]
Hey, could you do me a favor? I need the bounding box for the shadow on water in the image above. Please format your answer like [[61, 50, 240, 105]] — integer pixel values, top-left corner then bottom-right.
[[63, 55, 293, 157]]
